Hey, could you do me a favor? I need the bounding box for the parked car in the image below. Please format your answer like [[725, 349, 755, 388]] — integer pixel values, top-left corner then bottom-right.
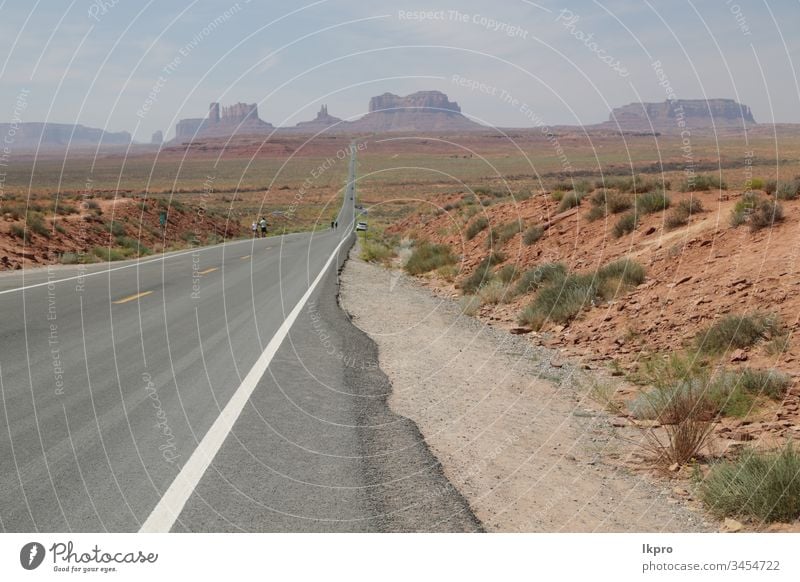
[[355, 222, 368, 232]]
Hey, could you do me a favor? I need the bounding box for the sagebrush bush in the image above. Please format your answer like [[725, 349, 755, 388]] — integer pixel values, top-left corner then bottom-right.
[[460, 257, 494, 294], [522, 224, 544, 245], [478, 280, 507, 305], [776, 180, 800, 200], [404, 242, 456, 275], [26, 213, 50, 238], [513, 262, 567, 296], [361, 240, 395, 263], [496, 264, 519, 284], [612, 212, 638, 237], [680, 174, 727, 192], [699, 445, 800, 522], [465, 217, 489, 240], [696, 313, 781, 354], [636, 191, 671, 214], [487, 220, 522, 247], [749, 199, 784, 232], [558, 191, 584, 212]]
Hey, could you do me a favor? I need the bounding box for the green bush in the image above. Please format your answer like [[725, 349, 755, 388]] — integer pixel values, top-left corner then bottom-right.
[[496, 264, 519, 284], [764, 179, 778, 195], [749, 199, 784, 232], [487, 220, 522, 247], [361, 240, 395, 263], [518, 272, 596, 329], [612, 212, 638, 237], [665, 198, 703, 230], [636, 191, 671, 214], [404, 242, 456, 275], [696, 313, 781, 354], [465, 217, 489, 240], [558, 191, 584, 212], [776, 180, 800, 200], [522, 225, 544, 245], [460, 257, 494, 294], [478, 280, 507, 305], [597, 258, 646, 287], [680, 174, 727, 192], [513, 262, 567, 296], [550, 190, 565, 202], [699, 445, 800, 522], [730, 368, 791, 399], [748, 177, 765, 191], [9, 224, 26, 240], [59, 252, 80, 265]]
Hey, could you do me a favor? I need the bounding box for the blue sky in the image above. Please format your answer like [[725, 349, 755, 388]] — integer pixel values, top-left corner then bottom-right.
[[1, 0, 798, 140]]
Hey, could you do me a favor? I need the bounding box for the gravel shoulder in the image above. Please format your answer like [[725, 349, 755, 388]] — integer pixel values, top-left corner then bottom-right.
[[340, 246, 711, 532]]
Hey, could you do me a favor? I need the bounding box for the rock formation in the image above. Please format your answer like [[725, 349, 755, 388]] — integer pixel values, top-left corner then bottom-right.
[[349, 91, 481, 132], [174, 101, 273, 140], [0, 123, 131, 149], [607, 99, 755, 131], [151, 130, 163, 145], [293, 104, 343, 131]]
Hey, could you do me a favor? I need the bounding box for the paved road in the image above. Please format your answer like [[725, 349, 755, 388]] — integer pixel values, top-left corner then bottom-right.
[[0, 150, 481, 532]]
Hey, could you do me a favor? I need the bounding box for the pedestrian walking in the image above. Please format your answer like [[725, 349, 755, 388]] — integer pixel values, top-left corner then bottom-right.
[[259, 217, 268, 238], [251, 221, 257, 237]]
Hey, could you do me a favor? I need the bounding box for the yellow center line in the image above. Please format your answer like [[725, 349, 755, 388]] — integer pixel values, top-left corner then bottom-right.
[[197, 267, 218, 276], [240, 255, 250, 260], [112, 291, 153, 305]]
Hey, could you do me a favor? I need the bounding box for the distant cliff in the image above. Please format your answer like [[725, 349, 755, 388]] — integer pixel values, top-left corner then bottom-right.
[[350, 90, 481, 132], [0, 123, 130, 149], [174, 101, 273, 140], [608, 99, 755, 130]]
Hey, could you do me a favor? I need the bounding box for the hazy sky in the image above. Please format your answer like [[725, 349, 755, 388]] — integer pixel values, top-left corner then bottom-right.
[[1, 0, 798, 140]]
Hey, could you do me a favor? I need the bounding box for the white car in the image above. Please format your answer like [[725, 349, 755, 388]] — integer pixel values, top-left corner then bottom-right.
[[355, 222, 368, 232]]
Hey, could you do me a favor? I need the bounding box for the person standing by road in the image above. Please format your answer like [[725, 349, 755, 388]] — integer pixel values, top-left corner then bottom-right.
[[251, 221, 258, 237], [259, 217, 268, 238]]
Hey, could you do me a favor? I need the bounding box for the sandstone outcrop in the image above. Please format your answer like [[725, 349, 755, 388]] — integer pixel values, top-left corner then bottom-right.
[[607, 99, 755, 131]]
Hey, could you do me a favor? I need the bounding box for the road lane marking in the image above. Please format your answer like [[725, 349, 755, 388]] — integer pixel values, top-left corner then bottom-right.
[[239, 255, 250, 260], [139, 232, 351, 533], [0, 229, 321, 297], [112, 291, 153, 304], [197, 267, 218, 276]]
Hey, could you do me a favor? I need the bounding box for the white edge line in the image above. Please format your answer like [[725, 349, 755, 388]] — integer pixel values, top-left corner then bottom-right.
[[138, 233, 350, 533]]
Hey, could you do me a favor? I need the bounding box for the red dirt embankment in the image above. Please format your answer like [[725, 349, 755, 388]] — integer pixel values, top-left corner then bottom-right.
[[388, 188, 800, 448]]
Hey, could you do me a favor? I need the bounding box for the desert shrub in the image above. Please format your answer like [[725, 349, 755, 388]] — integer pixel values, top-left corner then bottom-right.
[[776, 180, 800, 200], [518, 272, 596, 329], [513, 262, 567, 296], [54, 222, 67, 235], [731, 368, 791, 399], [361, 240, 395, 263], [586, 205, 606, 222], [597, 257, 646, 287], [635, 191, 671, 214], [496, 264, 519, 284], [465, 217, 489, 240], [108, 221, 126, 237], [749, 199, 784, 232], [665, 198, 702, 230], [404, 242, 456, 275], [459, 295, 481, 316], [517, 259, 644, 327], [58, 203, 79, 215], [478, 280, 507, 305], [436, 264, 460, 282], [522, 224, 544, 245], [764, 179, 777, 194], [590, 189, 633, 215], [26, 213, 50, 238], [9, 224, 26, 240], [558, 190, 584, 212], [748, 177, 765, 191], [630, 378, 716, 423], [460, 257, 494, 294], [550, 190, 565, 202], [680, 174, 727, 192], [699, 445, 800, 522], [696, 313, 781, 354], [59, 252, 80, 265], [92, 246, 135, 262], [515, 189, 533, 202], [86, 200, 100, 210], [612, 212, 638, 237], [497, 220, 522, 243], [487, 250, 505, 265]]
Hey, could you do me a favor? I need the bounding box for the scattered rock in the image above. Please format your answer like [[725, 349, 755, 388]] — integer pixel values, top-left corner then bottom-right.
[[730, 349, 748, 362]]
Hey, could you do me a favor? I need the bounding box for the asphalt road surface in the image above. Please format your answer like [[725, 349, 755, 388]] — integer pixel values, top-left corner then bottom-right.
[[0, 150, 481, 532]]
